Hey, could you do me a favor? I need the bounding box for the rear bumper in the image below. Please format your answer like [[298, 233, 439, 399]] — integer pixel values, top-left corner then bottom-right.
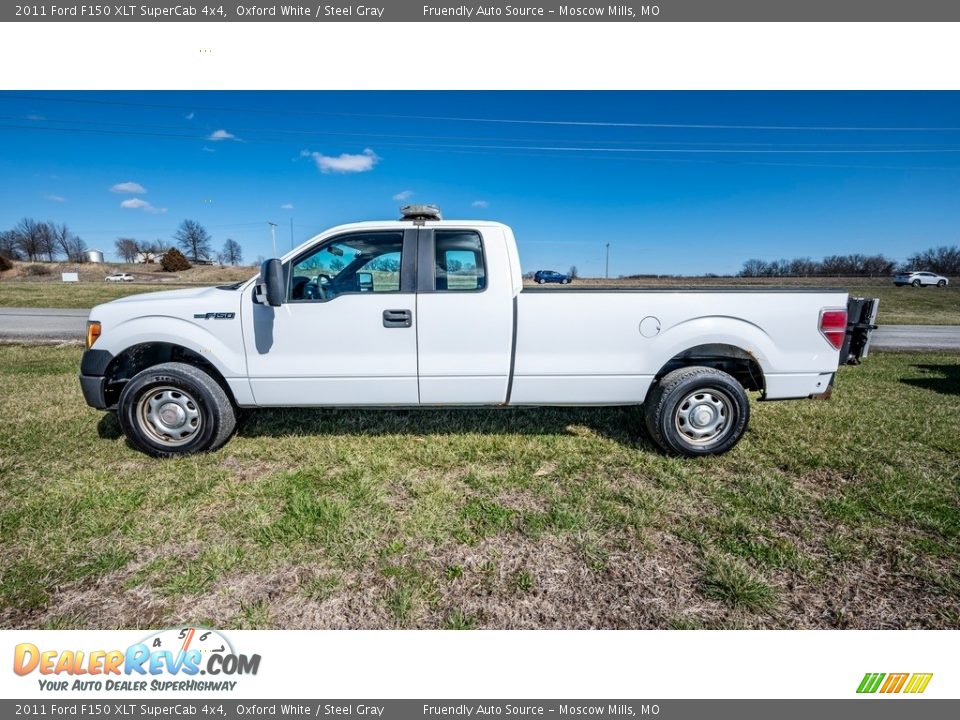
[[762, 372, 835, 400]]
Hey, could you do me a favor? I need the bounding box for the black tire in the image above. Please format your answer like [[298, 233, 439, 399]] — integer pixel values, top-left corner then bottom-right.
[[938, 280, 947, 287], [643, 366, 750, 457], [912, 279, 922, 287], [117, 362, 236, 458]]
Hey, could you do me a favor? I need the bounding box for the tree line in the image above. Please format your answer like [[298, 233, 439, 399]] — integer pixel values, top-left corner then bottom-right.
[[0, 218, 88, 263], [113, 220, 244, 266], [0, 217, 245, 267], [738, 246, 959, 277]]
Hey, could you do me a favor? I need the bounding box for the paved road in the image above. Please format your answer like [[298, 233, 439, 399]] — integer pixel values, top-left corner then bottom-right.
[[1, 307, 959, 350], [870, 324, 960, 351], [0, 307, 89, 341]]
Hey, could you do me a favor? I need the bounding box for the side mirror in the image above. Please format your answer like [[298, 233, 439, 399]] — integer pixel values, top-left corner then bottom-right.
[[258, 258, 285, 307], [357, 271, 374, 292]]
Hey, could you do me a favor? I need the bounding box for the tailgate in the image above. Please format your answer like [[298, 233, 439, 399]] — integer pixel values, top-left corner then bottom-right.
[[840, 297, 880, 365]]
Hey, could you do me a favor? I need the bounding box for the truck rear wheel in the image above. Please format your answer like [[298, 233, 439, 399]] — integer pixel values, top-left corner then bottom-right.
[[643, 366, 750, 457], [117, 362, 236, 458]]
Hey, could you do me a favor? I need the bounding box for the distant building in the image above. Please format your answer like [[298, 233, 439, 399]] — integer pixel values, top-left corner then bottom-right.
[[135, 251, 161, 264], [86, 249, 104, 264]]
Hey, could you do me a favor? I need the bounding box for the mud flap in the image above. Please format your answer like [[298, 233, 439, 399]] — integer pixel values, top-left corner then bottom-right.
[[841, 297, 880, 365]]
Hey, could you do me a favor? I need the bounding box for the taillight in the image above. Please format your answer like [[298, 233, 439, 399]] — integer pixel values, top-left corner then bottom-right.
[[819, 309, 847, 350]]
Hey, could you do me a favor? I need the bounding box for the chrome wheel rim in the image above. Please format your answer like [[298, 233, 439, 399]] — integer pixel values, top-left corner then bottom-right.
[[674, 388, 734, 445], [136, 386, 202, 446]]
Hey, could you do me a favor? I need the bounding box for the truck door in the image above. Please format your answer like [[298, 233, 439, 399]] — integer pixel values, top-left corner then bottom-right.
[[415, 227, 515, 404], [243, 229, 420, 406]]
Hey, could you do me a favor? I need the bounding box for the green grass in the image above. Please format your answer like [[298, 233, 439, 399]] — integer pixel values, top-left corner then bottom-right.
[[0, 346, 957, 629], [0, 281, 193, 308], [2, 276, 958, 324], [846, 284, 960, 325]]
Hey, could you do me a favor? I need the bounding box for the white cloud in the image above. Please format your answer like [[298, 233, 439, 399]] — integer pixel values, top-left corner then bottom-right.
[[310, 148, 380, 174], [280, 203, 294, 210], [110, 181, 147, 194], [208, 129, 238, 141], [25, 114, 45, 121], [120, 198, 166, 214], [393, 190, 414, 201], [471, 200, 490, 209], [45, 193, 66, 203], [185, 112, 195, 120], [202, 146, 216, 153]]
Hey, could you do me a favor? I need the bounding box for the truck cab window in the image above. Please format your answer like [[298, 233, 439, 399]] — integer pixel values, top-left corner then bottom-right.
[[290, 232, 404, 301], [435, 230, 485, 291]]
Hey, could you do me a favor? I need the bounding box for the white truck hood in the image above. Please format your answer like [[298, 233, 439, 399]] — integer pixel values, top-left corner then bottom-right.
[[105, 285, 235, 305]]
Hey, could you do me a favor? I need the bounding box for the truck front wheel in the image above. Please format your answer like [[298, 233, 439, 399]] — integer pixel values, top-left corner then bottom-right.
[[643, 366, 750, 457], [117, 362, 237, 458]]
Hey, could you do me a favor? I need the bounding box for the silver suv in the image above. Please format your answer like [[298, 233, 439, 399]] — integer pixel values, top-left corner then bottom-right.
[[893, 271, 949, 288]]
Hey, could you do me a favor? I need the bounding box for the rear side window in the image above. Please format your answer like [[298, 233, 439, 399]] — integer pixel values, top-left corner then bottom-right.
[[434, 230, 485, 292]]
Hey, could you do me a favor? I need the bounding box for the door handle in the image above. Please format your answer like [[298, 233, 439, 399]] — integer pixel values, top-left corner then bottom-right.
[[383, 309, 412, 328]]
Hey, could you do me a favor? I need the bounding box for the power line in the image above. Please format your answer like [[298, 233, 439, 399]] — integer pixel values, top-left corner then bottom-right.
[[6, 114, 960, 149], [3, 92, 960, 132], [4, 122, 960, 155]]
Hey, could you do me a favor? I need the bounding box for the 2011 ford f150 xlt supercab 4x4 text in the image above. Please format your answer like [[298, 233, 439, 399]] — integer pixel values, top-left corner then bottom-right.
[[79, 205, 879, 458]]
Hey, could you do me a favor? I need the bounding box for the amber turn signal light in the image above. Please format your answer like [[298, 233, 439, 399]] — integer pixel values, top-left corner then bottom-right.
[[86, 321, 101, 349]]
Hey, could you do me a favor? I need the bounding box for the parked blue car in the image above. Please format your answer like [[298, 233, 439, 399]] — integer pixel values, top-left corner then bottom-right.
[[534, 270, 572, 284]]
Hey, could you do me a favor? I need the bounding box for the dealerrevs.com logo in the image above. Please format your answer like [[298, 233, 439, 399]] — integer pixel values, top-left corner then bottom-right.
[[13, 627, 260, 692], [857, 673, 933, 694]]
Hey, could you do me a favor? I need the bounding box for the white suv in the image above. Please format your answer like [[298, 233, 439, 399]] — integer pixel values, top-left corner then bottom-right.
[[104, 272, 135, 283], [893, 271, 949, 287]]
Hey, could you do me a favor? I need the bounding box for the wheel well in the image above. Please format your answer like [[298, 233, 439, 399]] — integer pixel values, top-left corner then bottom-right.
[[656, 343, 765, 393], [103, 342, 236, 408]]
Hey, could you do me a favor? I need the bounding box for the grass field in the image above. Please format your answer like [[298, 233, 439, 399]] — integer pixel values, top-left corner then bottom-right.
[[1, 275, 956, 325], [0, 345, 957, 630]]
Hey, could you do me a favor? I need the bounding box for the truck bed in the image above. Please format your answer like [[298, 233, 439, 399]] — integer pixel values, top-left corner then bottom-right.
[[509, 287, 848, 404]]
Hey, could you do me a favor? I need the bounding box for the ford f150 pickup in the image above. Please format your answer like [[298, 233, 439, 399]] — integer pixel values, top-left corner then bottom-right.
[[79, 205, 878, 458]]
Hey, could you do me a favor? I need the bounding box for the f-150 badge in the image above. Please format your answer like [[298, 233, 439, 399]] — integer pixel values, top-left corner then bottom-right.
[[193, 312, 236, 320]]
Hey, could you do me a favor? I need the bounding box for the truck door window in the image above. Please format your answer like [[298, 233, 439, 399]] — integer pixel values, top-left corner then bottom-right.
[[434, 231, 485, 291], [289, 232, 404, 301]]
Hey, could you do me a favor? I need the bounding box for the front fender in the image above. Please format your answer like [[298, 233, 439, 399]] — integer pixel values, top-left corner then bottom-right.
[[99, 315, 247, 378]]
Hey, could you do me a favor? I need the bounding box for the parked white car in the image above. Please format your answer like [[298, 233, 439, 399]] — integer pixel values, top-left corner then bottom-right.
[[893, 270, 949, 287], [79, 206, 878, 458], [104, 272, 135, 283]]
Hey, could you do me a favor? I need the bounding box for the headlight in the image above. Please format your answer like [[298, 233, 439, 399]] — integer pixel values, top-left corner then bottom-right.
[[86, 321, 101, 349]]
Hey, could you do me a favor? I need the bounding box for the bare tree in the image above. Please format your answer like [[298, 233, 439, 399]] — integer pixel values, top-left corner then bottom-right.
[[219, 238, 243, 265], [115, 237, 140, 263], [738, 259, 769, 278], [174, 220, 212, 262], [0, 230, 22, 260], [568, 265, 579, 279], [14, 218, 46, 261], [67, 235, 88, 262], [38, 222, 58, 262], [903, 245, 960, 275], [52, 223, 87, 262]]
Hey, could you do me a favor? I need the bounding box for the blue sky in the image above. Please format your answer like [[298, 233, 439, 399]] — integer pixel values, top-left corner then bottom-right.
[[1, 90, 959, 275]]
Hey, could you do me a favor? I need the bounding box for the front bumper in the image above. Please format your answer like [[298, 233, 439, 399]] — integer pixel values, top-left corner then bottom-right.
[[78, 348, 114, 410], [79, 374, 109, 409]]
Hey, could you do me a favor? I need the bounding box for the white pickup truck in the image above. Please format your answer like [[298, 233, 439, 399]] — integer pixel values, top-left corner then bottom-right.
[[79, 205, 878, 458]]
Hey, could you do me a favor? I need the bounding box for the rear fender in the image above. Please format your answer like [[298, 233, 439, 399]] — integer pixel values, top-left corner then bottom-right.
[[650, 316, 776, 376]]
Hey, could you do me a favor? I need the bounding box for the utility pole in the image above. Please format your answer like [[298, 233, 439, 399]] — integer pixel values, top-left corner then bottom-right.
[[268, 222, 278, 258], [605, 243, 610, 279]]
